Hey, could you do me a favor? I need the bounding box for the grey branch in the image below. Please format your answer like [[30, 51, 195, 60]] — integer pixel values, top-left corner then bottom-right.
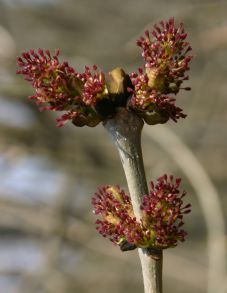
[[104, 108, 162, 293]]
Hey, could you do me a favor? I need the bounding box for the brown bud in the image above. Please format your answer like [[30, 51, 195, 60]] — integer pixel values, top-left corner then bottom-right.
[[146, 68, 167, 92], [72, 115, 88, 127], [107, 67, 131, 95], [70, 76, 84, 96], [143, 111, 169, 125], [72, 114, 101, 127]]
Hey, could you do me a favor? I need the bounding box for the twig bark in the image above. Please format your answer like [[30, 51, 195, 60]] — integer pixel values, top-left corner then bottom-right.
[[104, 107, 163, 293]]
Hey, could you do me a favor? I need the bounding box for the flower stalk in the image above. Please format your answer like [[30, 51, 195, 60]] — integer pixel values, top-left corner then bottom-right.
[[104, 107, 162, 293]]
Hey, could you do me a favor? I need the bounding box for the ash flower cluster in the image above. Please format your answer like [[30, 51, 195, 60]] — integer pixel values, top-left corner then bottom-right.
[[141, 175, 191, 248], [129, 17, 192, 123], [17, 18, 192, 127], [17, 49, 107, 127], [92, 175, 191, 250], [91, 186, 143, 248]]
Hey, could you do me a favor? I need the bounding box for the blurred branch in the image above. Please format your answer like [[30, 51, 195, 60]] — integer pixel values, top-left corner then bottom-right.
[[144, 125, 227, 293]]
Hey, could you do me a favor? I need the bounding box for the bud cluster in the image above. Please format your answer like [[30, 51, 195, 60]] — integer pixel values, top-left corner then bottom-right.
[[92, 186, 143, 247], [17, 49, 107, 127], [129, 17, 192, 123], [17, 18, 192, 127], [141, 175, 191, 248], [92, 175, 191, 251], [129, 69, 186, 124]]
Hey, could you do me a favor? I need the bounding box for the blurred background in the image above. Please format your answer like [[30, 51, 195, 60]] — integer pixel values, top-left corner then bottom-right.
[[0, 0, 227, 292]]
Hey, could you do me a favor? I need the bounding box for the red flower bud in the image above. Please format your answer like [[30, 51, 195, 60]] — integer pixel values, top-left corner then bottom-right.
[[129, 18, 192, 124], [16, 49, 106, 127], [92, 175, 191, 251]]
